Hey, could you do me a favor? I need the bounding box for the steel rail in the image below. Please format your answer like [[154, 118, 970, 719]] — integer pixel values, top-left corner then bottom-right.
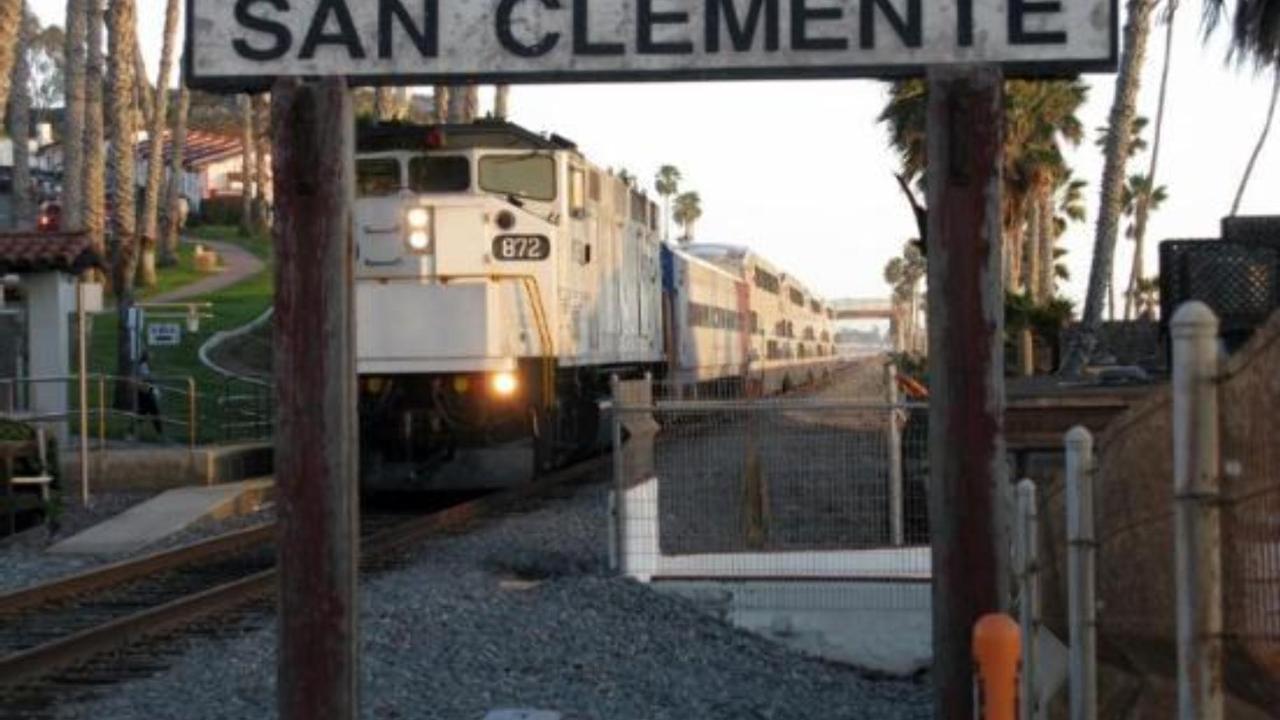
[[0, 523, 275, 615], [0, 454, 607, 687]]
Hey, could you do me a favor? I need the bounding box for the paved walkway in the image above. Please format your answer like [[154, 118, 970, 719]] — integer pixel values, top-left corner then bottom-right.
[[149, 237, 265, 304]]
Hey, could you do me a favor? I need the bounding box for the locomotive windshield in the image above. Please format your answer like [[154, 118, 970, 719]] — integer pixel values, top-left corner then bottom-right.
[[479, 154, 556, 202], [356, 158, 400, 197], [409, 155, 471, 193]]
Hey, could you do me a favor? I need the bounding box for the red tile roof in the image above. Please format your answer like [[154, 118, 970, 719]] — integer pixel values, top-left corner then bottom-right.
[[136, 130, 244, 170], [0, 232, 102, 274]]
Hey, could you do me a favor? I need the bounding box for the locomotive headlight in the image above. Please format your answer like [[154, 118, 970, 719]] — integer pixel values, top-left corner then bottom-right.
[[490, 372, 518, 398], [406, 207, 430, 229], [407, 230, 431, 252]]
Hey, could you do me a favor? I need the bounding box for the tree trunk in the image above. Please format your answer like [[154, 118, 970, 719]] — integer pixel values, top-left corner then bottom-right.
[[1062, 0, 1155, 375], [62, 0, 88, 231], [137, 0, 181, 288], [1126, 0, 1179, 320], [159, 78, 189, 267], [83, 0, 106, 266], [494, 85, 510, 119], [1038, 191, 1055, 301], [9, 4, 33, 230], [108, 0, 139, 400], [239, 94, 255, 235], [1025, 198, 1042, 302], [0, 0, 24, 114], [132, 40, 152, 129], [433, 85, 449, 124], [253, 93, 272, 236], [1230, 65, 1280, 216], [374, 87, 397, 121]]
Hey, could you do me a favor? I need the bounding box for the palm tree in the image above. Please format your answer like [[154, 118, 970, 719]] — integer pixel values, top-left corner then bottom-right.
[[160, 76, 189, 267], [62, 0, 87, 231], [137, 0, 181, 287], [654, 165, 681, 242], [83, 0, 105, 263], [8, 4, 33, 230], [433, 84, 449, 124], [879, 78, 1087, 294], [1203, 0, 1280, 65], [252, 93, 271, 235], [1230, 66, 1279, 214], [884, 242, 927, 350], [0, 0, 24, 116], [238, 94, 255, 235], [1121, 174, 1169, 318], [672, 191, 702, 244], [1064, 0, 1158, 374], [108, 0, 140, 394]]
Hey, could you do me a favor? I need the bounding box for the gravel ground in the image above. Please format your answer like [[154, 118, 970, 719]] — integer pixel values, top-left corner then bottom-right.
[[55, 474, 931, 720], [0, 492, 276, 594]]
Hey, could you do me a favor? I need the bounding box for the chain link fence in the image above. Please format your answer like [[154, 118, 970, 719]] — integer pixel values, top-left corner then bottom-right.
[[613, 360, 931, 613]]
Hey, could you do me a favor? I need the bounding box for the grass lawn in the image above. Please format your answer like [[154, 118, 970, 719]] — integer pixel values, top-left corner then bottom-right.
[[136, 243, 199, 301], [84, 225, 275, 444]]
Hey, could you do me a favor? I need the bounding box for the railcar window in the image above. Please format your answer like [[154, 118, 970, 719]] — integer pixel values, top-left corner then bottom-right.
[[356, 158, 401, 197], [479, 154, 556, 201], [408, 155, 470, 193]]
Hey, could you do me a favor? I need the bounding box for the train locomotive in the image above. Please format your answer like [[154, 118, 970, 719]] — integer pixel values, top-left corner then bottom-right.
[[354, 120, 839, 491]]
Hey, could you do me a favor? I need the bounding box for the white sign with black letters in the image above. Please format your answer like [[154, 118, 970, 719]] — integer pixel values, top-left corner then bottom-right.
[[147, 322, 183, 347], [187, 0, 1117, 88]]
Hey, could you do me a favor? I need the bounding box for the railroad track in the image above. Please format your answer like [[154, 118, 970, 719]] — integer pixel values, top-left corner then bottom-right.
[[0, 457, 606, 719]]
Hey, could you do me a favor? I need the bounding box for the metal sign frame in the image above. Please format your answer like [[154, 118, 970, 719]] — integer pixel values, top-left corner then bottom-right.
[[185, 0, 1118, 92]]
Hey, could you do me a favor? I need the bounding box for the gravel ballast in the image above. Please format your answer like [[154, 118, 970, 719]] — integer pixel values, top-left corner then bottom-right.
[[54, 472, 930, 719]]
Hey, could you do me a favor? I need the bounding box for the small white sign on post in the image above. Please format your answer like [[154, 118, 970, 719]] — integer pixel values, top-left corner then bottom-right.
[[147, 322, 183, 347], [187, 0, 1117, 88]]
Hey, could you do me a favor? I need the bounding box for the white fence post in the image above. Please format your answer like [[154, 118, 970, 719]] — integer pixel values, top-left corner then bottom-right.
[[1065, 425, 1096, 720], [1015, 478, 1041, 720], [885, 362, 904, 546], [1170, 301, 1223, 720]]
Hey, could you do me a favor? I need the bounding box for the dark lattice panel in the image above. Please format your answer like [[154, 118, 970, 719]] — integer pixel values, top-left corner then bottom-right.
[[1221, 215, 1280, 247], [1160, 240, 1280, 344]]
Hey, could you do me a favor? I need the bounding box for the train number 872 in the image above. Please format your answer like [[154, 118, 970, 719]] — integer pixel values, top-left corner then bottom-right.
[[492, 235, 551, 261]]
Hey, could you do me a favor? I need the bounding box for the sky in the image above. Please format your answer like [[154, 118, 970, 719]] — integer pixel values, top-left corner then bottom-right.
[[29, 0, 1280, 307]]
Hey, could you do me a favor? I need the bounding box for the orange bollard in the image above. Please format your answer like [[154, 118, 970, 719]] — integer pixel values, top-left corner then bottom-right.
[[972, 613, 1021, 720]]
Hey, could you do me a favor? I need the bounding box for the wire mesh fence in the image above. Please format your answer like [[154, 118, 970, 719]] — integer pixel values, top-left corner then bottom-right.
[[613, 360, 931, 612]]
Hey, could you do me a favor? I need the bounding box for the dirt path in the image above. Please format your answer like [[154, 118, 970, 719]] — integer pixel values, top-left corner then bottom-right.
[[149, 238, 265, 304]]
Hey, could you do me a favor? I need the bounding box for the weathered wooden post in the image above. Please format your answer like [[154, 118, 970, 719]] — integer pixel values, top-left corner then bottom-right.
[[885, 362, 904, 546], [1065, 426, 1096, 720], [925, 64, 1008, 720], [271, 77, 359, 720]]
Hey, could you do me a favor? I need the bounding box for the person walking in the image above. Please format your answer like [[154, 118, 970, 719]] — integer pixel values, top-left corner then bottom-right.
[[137, 352, 164, 437]]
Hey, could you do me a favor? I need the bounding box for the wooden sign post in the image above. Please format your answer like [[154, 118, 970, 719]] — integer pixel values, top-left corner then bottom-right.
[[270, 77, 359, 720]]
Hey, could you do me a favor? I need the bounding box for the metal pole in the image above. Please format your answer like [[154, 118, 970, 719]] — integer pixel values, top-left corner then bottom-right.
[[187, 376, 197, 454], [1170, 301, 1223, 720], [273, 78, 358, 720], [1015, 478, 1041, 720], [925, 64, 1008, 720], [1064, 426, 1096, 720], [77, 278, 90, 506], [885, 362, 904, 546]]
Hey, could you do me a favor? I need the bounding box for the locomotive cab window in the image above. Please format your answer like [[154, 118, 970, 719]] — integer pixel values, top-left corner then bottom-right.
[[356, 158, 401, 197], [479, 154, 556, 202], [408, 155, 470, 193]]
